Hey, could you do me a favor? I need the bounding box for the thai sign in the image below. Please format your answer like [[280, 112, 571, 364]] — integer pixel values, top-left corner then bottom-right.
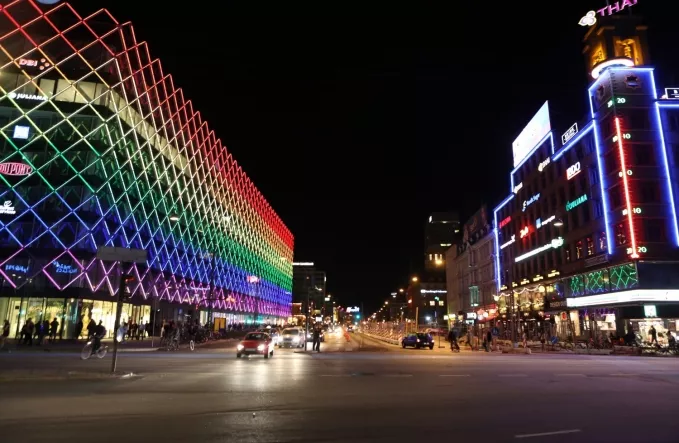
[[579, 0, 638, 27]]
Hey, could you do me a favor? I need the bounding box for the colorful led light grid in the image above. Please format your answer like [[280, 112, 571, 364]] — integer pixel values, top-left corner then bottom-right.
[[0, 0, 293, 318]]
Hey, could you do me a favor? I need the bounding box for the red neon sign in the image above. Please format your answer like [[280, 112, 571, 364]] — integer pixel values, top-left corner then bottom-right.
[[520, 225, 531, 238], [499, 216, 511, 228], [0, 162, 32, 176], [615, 117, 638, 258]]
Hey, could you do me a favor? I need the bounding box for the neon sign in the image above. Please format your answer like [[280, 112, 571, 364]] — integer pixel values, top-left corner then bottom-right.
[[17, 57, 51, 70], [561, 123, 578, 145], [515, 237, 564, 263], [615, 117, 639, 258], [0, 162, 33, 176], [536, 215, 555, 229], [592, 59, 635, 80], [0, 201, 16, 215], [500, 235, 516, 250], [513, 183, 523, 194], [53, 261, 78, 274], [538, 158, 550, 172], [520, 226, 531, 238], [499, 216, 511, 229], [246, 275, 260, 283], [566, 194, 588, 211], [567, 162, 581, 180], [5, 264, 28, 273], [579, 0, 638, 27], [8, 91, 47, 101], [522, 194, 540, 212]]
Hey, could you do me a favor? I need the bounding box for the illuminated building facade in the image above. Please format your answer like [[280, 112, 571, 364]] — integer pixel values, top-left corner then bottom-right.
[[494, 14, 679, 343], [0, 0, 293, 338]]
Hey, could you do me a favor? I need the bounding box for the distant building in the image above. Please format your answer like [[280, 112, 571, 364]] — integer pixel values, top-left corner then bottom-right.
[[292, 262, 326, 318], [424, 212, 461, 273], [446, 206, 497, 329]]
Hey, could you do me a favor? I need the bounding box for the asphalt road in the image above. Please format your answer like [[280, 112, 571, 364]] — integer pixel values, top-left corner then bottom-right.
[[1, 331, 678, 443]]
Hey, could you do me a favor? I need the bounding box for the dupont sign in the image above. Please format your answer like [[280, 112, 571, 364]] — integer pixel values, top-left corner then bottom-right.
[[0, 162, 33, 176]]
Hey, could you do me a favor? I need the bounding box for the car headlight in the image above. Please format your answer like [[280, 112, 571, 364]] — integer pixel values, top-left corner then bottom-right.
[[292, 337, 300, 343], [416, 339, 420, 343], [257, 344, 265, 351], [237, 344, 244, 350]]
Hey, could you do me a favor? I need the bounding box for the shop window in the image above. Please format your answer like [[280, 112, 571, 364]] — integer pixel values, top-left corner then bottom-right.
[[599, 231, 607, 252], [586, 237, 595, 256], [575, 241, 583, 259], [565, 245, 571, 263], [616, 223, 627, 245]]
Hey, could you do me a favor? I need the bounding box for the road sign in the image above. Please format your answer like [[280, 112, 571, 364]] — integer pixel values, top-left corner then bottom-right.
[[96, 247, 147, 264]]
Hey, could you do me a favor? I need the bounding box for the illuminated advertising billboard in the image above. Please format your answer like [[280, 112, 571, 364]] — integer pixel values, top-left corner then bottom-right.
[[512, 101, 551, 167]]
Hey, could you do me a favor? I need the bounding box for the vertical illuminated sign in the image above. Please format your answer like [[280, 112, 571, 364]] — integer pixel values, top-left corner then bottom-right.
[[615, 117, 639, 258]]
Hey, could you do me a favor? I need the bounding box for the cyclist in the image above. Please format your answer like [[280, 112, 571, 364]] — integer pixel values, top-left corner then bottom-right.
[[92, 320, 106, 352]]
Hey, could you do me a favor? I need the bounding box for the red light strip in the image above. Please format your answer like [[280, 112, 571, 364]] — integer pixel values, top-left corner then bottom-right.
[[614, 117, 639, 258]]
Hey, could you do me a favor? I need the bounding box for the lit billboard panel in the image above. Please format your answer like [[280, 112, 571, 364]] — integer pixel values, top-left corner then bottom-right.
[[512, 101, 551, 167]]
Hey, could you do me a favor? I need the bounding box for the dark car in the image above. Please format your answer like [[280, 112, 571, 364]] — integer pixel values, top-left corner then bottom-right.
[[236, 332, 274, 358], [401, 333, 434, 349]]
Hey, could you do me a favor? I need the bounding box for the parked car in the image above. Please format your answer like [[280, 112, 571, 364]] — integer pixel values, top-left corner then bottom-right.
[[401, 333, 434, 349]]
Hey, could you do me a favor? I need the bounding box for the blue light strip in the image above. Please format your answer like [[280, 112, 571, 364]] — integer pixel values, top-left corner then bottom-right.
[[493, 194, 514, 291], [592, 119, 614, 253], [651, 75, 679, 246], [552, 121, 594, 161], [510, 132, 554, 192]]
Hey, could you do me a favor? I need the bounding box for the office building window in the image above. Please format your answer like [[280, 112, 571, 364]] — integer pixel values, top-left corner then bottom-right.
[[575, 241, 583, 260], [586, 237, 595, 256], [599, 231, 607, 252]]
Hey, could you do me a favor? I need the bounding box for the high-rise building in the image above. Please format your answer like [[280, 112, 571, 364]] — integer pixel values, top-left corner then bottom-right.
[[291, 262, 327, 318], [494, 10, 679, 343], [0, 0, 293, 339], [424, 212, 461, 272]]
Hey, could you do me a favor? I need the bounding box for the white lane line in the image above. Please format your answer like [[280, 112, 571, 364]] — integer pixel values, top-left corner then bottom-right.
[[498, 374, 527, 377], [555, 373, 586, 377], [610, 373, 638, 376], [320, 375, 351, 377], [439, 374, 471, 377], [384, 374, 413, 377], [515, 429, 581, 439]]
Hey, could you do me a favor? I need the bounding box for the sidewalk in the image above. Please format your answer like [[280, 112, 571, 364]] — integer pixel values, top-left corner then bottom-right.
[[2, 337, 161, 353]]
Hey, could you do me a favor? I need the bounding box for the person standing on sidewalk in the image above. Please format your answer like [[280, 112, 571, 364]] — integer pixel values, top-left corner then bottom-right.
[[312, 326, 321, 352], [486, 329, 492, 352], [491, 324, 499, 351], [0, 320, 9, 351], [49, 318, 59, 343]]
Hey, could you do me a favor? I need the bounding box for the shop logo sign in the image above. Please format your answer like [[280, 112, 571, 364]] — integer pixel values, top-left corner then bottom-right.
[[0, 162, 32, 176], [53, 261, 78, 274], [0, 201, 16, 215], [5, 264, 28, 273]]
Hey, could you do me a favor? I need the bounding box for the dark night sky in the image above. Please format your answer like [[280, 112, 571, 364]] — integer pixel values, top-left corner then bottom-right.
[[68, 1, 679, 313]]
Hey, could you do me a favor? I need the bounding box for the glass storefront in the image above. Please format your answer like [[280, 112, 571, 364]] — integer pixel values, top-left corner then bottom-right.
[[630, 318, 678, 345]]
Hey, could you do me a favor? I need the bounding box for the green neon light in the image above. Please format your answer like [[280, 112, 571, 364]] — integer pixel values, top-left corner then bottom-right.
[[566, 194, 588, 211]]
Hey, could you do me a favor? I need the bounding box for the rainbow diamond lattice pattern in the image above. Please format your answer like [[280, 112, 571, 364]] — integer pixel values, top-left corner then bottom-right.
[[0, 0, 293, 318]]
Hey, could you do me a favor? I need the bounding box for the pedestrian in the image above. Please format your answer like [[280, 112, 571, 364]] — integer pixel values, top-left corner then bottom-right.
[[486, 329, 492, 352], [467, 328, 474, 351], [649, 325, 658, 345], [74, 316, 83, 340], [540, 330, 546, 352], [49, 318, 59, 343], [0, 319, 10, 351], [312, 326, 321, 352]]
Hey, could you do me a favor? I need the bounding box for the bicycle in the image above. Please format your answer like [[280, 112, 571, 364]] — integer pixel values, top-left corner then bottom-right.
[[81, 336, 108, 360]]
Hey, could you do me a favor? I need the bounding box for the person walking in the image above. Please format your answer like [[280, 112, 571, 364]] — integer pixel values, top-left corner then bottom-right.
[[649, 325, 658, 345], [49, 318, 59, 343], [312, 326, 321, 352], [486, 329, 492, 352], [0, 320, 10, 351]]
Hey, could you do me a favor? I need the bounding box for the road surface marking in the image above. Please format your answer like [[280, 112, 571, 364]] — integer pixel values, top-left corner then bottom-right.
[[439, 374, 470, 377], [610, 373, 638, 376], [515, 429, 581, 439], [555, 373, 585, 377], [320, 375, 351, 377], [384, 374, 412, 377], [499, 374, 527, 377]]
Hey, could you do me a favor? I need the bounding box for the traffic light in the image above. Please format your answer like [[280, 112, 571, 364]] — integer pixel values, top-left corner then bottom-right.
[[356, 314, 360, 319]]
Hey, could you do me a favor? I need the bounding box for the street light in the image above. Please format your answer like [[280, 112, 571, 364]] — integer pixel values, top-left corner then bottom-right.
[[553, 218, 564, 227], [412, 276, 418, 282]]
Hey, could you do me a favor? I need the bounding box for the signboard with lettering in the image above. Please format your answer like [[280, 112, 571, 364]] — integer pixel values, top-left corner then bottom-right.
[[567, 162, 581, 180], [0, 162, 33, 176], [561, 123, 579, 145], [579, 0, 638, 26]]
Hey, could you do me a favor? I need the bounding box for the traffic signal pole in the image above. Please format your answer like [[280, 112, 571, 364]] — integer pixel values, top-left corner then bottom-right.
[[111, 263, 131, 374]]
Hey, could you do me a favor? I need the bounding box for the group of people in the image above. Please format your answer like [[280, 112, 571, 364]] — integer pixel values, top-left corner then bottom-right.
[[447, 325, 501, 352], [16, 317, 60, 346]]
